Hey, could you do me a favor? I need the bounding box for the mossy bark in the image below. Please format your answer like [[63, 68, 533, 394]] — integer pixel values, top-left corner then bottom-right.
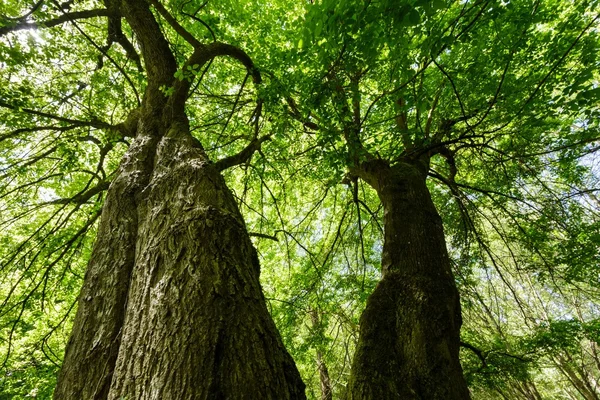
[[348, 160, 470, 399]]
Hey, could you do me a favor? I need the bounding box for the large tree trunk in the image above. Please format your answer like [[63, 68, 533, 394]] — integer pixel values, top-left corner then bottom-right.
[[55, 0, 305, 398], [348, 160, 470, 399], [54, 122, 306, 398]]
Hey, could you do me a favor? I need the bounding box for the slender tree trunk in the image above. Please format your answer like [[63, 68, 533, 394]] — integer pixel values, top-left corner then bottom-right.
[[310, 310, 334, 400], [348, 159, 470, 399], [316, 350, 333, 400]]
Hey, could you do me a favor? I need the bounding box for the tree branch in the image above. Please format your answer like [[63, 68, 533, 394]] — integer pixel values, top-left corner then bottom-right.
[[47, 180, 110, 205], [248, 232, 279, 241], [169, 41, 262, 119], [0, 9, 114, 36], [148, 0, 201, 47], [460, 341, 488, 371], [0, 101, 113, 130], [215, 135, 271, 171]]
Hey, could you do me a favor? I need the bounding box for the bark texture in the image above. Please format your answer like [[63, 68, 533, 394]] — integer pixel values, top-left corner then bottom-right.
[[55, 121, 306, 399], [348, 159, 470, 399], [53, 133, 158, 399]]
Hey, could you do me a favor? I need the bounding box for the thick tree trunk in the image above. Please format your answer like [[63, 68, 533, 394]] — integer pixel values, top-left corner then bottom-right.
[[348, 160, 470, 399], [54, 120, 306, 399], [54, 0, 305, 397], [53, 133, 159, 399]]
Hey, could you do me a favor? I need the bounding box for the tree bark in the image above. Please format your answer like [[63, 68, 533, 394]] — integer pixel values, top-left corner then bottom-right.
[[54, 119, 306, 399], [347, 159, 470, 399], [53, 132, 159, 399]]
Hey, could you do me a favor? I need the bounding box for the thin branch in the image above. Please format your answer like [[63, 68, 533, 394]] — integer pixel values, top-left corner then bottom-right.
[[3, 0, 44, 21], [0, 101, 112, 129], [148, 0, 201, 47], [248, 232, 279, 241], [0, 9, 113, 36], [64, 15, 141, 105], [483, 13, 600, 135], [180, 2, 216, 42]]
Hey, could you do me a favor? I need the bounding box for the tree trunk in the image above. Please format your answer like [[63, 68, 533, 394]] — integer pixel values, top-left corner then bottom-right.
[[316, 350, 334, 400], [310, 310, 334, 400], [54, 119, 306, 399], [348, 159, 470, 399]]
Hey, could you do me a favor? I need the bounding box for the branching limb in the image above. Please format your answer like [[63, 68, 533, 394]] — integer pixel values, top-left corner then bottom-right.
[[286, 96, 320, 131], [46, 180, 110, 205], [180, 1, 216, 42], [437, 146, 458, 183], [95, 2, 143, 73], [50, 2, 142, 104], [148, 0, 201, 47], [169, 41, 262, 120], [215, 135, 271, 171], [460, 341, 488, 372]]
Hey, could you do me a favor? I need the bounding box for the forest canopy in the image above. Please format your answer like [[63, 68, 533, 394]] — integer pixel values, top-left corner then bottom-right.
[[0, 0, 599, 399]]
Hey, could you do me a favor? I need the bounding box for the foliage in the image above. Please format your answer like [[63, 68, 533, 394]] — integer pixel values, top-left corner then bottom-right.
[[0, 0, 599, 398]]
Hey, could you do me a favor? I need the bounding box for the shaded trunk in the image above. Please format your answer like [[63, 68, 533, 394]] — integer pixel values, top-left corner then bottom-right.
[[316, 350, 333, 400], [348, 160, 469, 399], [310, 310, 333, 400], [54, 119, 306, 399]]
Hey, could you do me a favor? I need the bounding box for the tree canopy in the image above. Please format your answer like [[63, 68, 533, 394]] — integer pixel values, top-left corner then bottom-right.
[[1, 0, 599, 398]]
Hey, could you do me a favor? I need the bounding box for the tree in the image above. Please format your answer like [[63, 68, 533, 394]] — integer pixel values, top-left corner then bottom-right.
[[277, 0, 599, 398], [1, 0, 600, 399], [1, 0, 305, 398]]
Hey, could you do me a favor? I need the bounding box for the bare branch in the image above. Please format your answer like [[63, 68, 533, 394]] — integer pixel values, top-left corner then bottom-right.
[[248, 232, 279, 241], [0, 9, 114, 36]]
